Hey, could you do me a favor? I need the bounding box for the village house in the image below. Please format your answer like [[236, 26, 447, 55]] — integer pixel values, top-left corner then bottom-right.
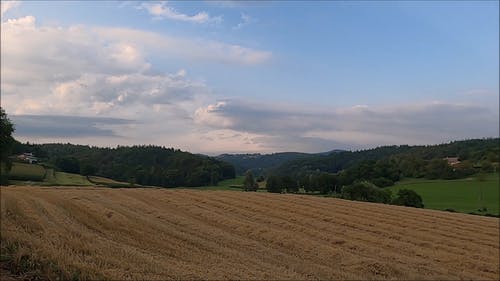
[[18, 152, 38, 164], [443, 157, 460, 166]]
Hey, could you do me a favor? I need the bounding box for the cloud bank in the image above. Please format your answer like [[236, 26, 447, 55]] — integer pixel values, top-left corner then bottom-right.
[[194, 100, 499, 152], [11, 115, 133, 138]]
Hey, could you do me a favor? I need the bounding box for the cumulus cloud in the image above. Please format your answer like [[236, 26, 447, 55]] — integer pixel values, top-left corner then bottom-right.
[[1, 11, 496, 154], [0, 12, 274, 152], [194, 100, 499, 152], [1, 14, 270, 116], [139, 1, 222, 24], [1, 0, 20, 17]]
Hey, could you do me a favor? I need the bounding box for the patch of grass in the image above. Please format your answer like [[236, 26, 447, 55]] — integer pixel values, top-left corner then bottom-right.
[[390, 173, 499, 215], [88, 176, 135, 187], [49, 172, 94, 186], [7, 163, 46, 181], [179, 176, 245, 190]]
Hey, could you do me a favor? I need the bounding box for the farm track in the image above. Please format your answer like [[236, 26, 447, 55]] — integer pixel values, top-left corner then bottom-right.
[[1, 186, 499, 280]]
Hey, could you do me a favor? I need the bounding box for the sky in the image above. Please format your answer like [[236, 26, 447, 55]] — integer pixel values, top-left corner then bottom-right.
[[1, 1, 498, 155]]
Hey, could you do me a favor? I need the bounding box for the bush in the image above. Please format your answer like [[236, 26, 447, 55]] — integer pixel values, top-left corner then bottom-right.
[[341, 181, 392, 204], [392, 189, 424, 208], [371, 177, 394, 188]]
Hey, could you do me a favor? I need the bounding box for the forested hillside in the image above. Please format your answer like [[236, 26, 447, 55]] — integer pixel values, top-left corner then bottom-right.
[[216, 152, 311, 175], [12, 142, 235, 187], [265, 138, 499, 194], [274, 139, 498, 175]]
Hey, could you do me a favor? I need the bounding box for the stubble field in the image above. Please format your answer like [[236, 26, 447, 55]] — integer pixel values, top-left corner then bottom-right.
[[1, 186, 499, 280]]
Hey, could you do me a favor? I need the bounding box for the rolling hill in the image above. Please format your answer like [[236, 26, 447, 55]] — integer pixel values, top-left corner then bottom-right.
[[216, 150, 345, 176]]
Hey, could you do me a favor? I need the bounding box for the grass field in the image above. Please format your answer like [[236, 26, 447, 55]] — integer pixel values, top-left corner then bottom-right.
[[5, 163, 130, 187], [180, 176, 246, 190], [390, 173, 499, 215], [50, 172, 94, 186], [180, 176, 267, 191], [87, 176, 134, 187], [6, 163, 46, 181], [1, 186, 498, 280]]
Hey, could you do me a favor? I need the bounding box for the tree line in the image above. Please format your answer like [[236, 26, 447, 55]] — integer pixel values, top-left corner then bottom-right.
[[271, 139, 498, 184], [242, 170, 424, 208], [12, 142, 236, 187]]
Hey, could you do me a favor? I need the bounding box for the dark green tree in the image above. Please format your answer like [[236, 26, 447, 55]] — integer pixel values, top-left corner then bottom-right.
[[392, 189, 424, 208], [1, 108, 15, 184], [55, 157, 80, 174], [341, 181, 392, 204], [266, 175, 282, 193], [80, 163, 96, 176], [243, 170, 257, 191], [282, 176, 298, 193]]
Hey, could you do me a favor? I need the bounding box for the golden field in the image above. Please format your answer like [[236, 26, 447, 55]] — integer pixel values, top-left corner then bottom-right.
[[1, 186, 499, 280]]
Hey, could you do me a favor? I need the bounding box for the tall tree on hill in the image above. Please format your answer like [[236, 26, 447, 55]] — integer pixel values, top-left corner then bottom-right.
[[243, 170, 258, 191], [266, 175, 282, 193], [1, 108, 15, 184]]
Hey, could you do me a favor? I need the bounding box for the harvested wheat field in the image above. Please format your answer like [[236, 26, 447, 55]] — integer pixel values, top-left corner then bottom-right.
[[1, 186, 499, 280]]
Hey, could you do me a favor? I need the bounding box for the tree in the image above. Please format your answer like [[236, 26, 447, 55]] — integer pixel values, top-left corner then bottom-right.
[[55, 157, 81, 174], [266, 175, 282, 193], [341, 181, 392, 204], [425, 158, 453, 179], [1, 108, 15, 184], [243, 170, 257, 191], [392, 189, 424, 208], [80, 163, 96, 176], [282, 176, 298, 193]]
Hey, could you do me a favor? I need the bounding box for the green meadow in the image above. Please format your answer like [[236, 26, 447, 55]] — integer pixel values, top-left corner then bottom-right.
[[6, 162, 128, 187], [179, 176, 245, 190], [6, 162, 46, 181], [390, 173, 499, 215]]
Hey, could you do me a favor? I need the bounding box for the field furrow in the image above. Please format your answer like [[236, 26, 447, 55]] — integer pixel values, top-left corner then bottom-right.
[[1, 186, 498, 280]]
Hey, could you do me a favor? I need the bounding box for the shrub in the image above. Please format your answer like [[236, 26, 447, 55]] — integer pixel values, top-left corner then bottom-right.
[[392, 189, 424, 208], [341, 181, 392, 204], [371, 177, 394, 188]]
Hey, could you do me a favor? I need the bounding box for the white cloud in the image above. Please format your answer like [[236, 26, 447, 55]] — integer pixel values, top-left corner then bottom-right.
[[1, 14, 271, 152], [233, 13, 253, 30], [2, 12, 495, 154], [194, 101, 234, 128], [0, 15, 215, 120], [1, 0, 20, 18], [1, 14, 271, 112], [94, 27, 271, 65], [139, 1, 222, 24]]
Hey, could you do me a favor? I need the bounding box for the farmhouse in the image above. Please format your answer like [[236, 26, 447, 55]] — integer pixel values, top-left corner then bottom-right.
[[443, 157, 460, 166], [18, 152, 38, 164]]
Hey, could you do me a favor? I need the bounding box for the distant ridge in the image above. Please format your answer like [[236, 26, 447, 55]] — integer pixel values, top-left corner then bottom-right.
[[216, 149, 345, 176]]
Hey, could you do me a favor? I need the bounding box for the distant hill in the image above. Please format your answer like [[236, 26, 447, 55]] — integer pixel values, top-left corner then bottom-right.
[[272, 138, 499, 177], [12, 142, 235, 187], [216, 150, 345, 176]]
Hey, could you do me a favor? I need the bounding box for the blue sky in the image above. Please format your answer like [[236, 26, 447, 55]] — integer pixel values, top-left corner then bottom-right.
[[1, 1, 498, 154]]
